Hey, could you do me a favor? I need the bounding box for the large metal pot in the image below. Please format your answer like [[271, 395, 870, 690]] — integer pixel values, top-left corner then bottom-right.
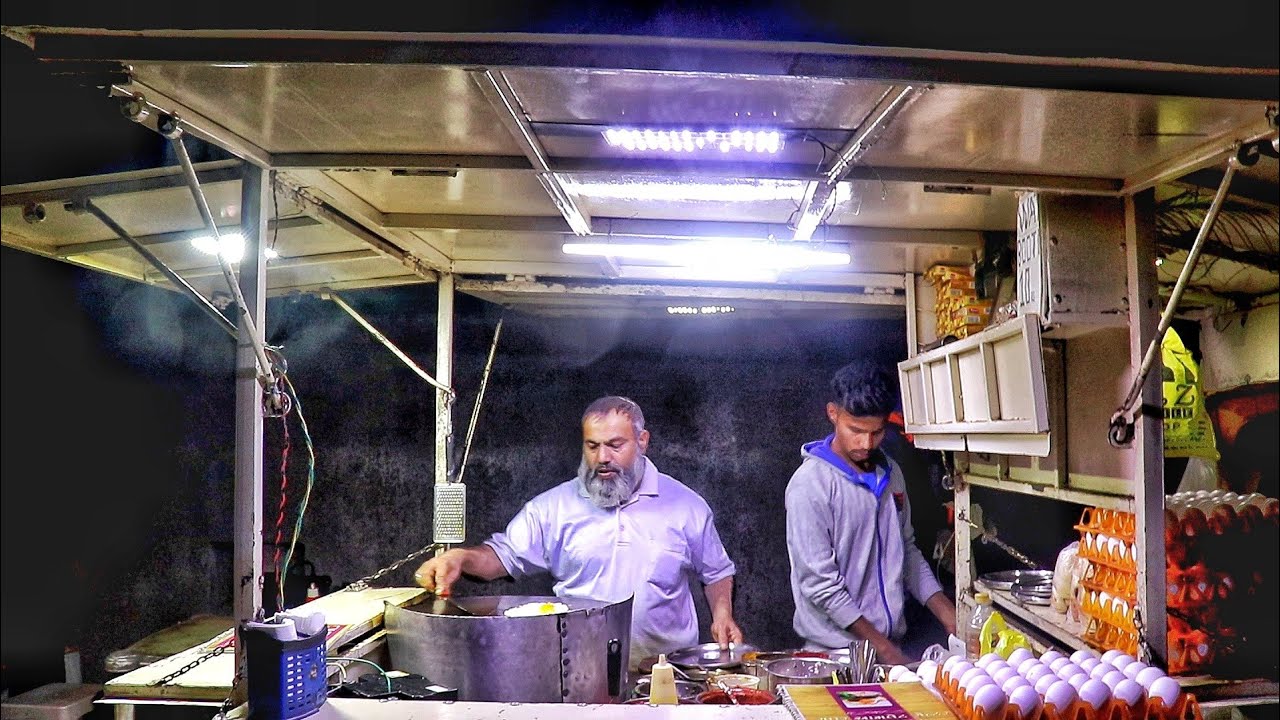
[[385, 595, 632, 703], [761, 657, 846, 694]]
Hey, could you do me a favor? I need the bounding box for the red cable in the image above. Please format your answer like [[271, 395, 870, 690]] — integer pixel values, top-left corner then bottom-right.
[[272, 413, 292, 609]]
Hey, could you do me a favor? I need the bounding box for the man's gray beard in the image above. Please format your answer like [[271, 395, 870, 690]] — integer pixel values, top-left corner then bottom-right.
[[579, 456, 645, 509]]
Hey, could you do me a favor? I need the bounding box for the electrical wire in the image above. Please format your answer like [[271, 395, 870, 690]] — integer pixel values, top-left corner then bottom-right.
[[326, 657, 392, 694], [272, 414, 292, 610], [280, 375, 315, 602]]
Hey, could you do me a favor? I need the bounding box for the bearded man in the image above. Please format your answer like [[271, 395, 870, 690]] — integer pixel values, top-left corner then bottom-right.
[[413, 396, 742, 667]]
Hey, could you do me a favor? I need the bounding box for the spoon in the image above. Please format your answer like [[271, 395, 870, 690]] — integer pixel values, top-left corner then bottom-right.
[[715, 679, 741, 705]]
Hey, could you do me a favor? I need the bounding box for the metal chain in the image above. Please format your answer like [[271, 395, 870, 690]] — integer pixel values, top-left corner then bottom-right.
[[1132, 605, 1152, 666], [213, 676, 243, 720], [958, 513, 1040, 569], [344, 543, 443, 592], [152, 645, 229, 686]]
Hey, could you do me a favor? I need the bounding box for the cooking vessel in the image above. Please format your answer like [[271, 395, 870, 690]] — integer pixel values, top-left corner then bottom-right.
[[629, 676, 705, 703], [385, 594, 631, 703], [761, 657, 846, 693]]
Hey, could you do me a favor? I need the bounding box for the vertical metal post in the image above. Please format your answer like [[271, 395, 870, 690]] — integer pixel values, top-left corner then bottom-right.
[[954, 480, 974, 647], [1124, 189, 1168, 665], [233, 166, 268, 621], [904, 273, 919, 358], [436, 273, 455, 487]]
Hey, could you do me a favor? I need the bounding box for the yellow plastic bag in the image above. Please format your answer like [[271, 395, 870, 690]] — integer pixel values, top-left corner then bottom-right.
[[979, 611, 1033, 658], [1162, 328, 1219, 461]]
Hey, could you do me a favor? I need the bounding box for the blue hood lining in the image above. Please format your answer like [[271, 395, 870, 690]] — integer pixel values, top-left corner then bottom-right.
[[802, 435, 891, 497]]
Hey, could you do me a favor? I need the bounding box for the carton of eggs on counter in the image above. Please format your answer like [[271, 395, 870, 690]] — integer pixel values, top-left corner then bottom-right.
[[934, 647, 1191, 720]]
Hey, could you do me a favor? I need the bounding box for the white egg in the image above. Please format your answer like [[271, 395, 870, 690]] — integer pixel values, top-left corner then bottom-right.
[[899, 672, 921, 683], [1101, 670, 1128, 691], [1041, 650, 1066, 665], [1100, 649, 1125, 664], [1089, 663, 1114, 680], [918, 660, 939, 678], [1067, 673, 1092, 691], [950, 661, 976, 682], [960, 667, 990, 687], [1008, 685, 1043, 720], [972, 684, 1007, 717], [1078, 657, 1102, 674], [1002, 675, 1032, 695], [1123, 661, 1149, 681], [1071, 649, 1101, 665], [961, 672, 994, 695], [976, 653, 1003, 669], [1018, 658, 1044, 676], [919, 664, 939, 687], [943, 655, 965, 674], [990, 667, 1018, 686], [1148, 677, 1182, 708], [1135, 666, 1167, 690], [1049, 657, 1072, 673], [1110, 654, 1137, 672], [1044, 680, 1078, 710], [1025, 664, 1054, 685], [1034, 673, 1061, 696], [986, 660, 1011, 676], [1113, 679, 1146, 707], [1057, 663, 1085, 680], [889, 665, 911, 681], [1078, 679, 1112, 709], [1008, 648, 1035, 667]]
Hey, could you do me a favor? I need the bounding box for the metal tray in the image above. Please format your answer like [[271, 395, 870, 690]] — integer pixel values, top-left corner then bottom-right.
[[1011, 586, 1053, 606], [667, 642, 759, 670], [978, 569, 1054, 591]]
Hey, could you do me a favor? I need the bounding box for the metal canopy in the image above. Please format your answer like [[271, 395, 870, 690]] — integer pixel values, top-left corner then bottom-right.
[[2, 27, 1276, 317]]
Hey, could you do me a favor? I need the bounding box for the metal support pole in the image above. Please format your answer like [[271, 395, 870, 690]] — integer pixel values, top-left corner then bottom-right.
[[1124, 189, 1168, 666], [436, 274, 455, 487], [233, 165, 269, 622], [954, 480, 975, 647], [904, 273, 919, 358], [79, 199, 237, 339]]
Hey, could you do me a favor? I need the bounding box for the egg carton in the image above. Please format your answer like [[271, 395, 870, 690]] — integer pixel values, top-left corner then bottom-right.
[[1076, 533, 1137, 572], [1076, 508, 1136, 544], [1081, 615, 1138, 657], [1081, 563, 1137, 603], [935, 668, 1203, 720]]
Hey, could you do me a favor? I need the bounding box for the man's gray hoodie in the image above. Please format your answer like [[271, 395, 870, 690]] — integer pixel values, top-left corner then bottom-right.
[[785, 436, 943, 650]]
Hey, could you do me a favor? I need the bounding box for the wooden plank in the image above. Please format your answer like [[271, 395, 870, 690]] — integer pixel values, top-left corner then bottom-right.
[[103, 588, 425, 701], [979, 585, 1088, 653]]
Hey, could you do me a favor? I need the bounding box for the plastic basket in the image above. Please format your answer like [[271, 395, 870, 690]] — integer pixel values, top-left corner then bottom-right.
[[241, 622, 328, 720]]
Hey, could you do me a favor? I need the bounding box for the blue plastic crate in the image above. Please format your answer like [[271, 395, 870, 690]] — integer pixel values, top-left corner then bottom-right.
[[241, 622, 328, 720]]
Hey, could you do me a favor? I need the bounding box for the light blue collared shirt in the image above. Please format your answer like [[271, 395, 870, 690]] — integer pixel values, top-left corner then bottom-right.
[[484, 457, 736, 665]]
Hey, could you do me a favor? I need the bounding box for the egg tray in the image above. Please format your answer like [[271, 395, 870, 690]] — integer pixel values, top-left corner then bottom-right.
[[935, 669, 1202, 720], [1076, 534, 1138, 573], [1081, 564, 1137, 603], [1080, 615, 1139, 657], [1076, 509, 1137, 544]]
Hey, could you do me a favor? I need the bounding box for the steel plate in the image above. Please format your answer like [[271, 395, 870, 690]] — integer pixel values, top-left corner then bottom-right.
[[667, 642, 760, 670], [979, 569, 1054, 591]]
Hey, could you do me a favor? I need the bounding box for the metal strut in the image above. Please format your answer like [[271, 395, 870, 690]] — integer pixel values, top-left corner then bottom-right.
[[160, 116, 282, 406], [79, 198, 237, 339], [1109, 134, 1279, 447], [322, 290, 454, 397]]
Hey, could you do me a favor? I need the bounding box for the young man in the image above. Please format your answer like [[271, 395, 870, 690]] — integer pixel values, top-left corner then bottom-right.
[[414, 396, 743, 668], [786, 361, 956, 664]]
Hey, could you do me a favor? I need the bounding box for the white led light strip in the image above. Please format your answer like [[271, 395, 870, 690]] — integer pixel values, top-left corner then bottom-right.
[[603, 128, 783, 154]]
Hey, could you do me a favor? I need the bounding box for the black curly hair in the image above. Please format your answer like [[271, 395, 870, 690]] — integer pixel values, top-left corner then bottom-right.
[[830, 360, 898, 418]]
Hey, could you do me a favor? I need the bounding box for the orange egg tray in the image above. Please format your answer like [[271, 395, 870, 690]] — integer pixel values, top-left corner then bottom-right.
[[1081, 563, 1138, 603], [935, 669, 1202, 720], [1076, 508, 1137, 544], [1076, 532, 1138, 572]]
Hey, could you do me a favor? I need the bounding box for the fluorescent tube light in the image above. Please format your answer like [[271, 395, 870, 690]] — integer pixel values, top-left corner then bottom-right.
[[191, 233, 278, 262], [562, 238, 849, 270]]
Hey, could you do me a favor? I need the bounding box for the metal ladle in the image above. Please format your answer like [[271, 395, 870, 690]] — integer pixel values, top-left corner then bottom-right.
[[714, 679, 741, 705]]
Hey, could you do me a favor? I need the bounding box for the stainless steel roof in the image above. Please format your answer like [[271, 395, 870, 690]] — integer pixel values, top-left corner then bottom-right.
[[2, 28, 1275, 317]]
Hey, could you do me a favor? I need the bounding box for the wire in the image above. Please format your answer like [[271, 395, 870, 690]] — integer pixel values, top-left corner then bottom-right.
[[326, 657, 392, 694], [280, 375, 315, 604], [270, 172, 281, 253], [272, 414, 292, 610]]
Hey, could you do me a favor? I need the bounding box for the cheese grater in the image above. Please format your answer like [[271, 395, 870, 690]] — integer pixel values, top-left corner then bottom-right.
[[432, 483, 466, 544]]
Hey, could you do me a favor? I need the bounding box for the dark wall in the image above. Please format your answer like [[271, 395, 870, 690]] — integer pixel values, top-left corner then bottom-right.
[[3, 246, 921, 690]]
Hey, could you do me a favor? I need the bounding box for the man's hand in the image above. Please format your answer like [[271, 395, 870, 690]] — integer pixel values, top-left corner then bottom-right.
[[412, 549, 467, 596], [847, 617, 913, 665], [925, 591, 958, 637], [710, 614, 744, 649]]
